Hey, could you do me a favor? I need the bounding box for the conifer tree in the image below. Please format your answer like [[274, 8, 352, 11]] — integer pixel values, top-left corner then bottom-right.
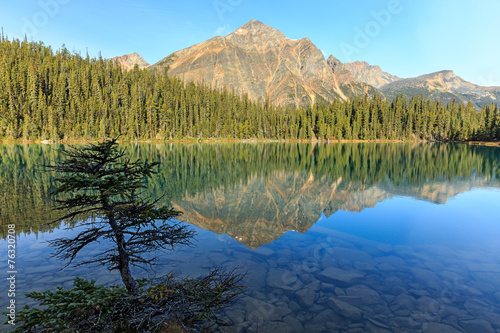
[[46, 138, 194, 294]]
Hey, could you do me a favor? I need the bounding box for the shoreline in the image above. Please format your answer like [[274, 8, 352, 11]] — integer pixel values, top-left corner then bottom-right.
[[0, 138, 499, 147]]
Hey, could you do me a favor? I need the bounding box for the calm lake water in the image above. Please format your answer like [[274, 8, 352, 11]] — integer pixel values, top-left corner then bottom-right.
[[1, 143, 500, 332]]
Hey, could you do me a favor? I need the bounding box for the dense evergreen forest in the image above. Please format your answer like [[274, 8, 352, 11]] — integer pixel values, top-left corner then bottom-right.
[[1, 37, 499, 141], [2, 142, 499, 237]]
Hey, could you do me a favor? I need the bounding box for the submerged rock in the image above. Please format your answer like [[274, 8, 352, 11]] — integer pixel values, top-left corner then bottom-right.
[[390, 293, 416, 312], [267, 268, 303, 292], [318, 267, 364, 286], [422, 322, 462, 333], [346, 284, 380, 305], [459, 319, 495, 333], [296, 286, 316, 307], [243, 297, 291, 322], [261, 321, 295, 333], [328, 297, 363, 321], [394, 316, 421, 330], [338, 296, 363, 307], [464, 298, 491, 315], [283, 315, 305, 333]]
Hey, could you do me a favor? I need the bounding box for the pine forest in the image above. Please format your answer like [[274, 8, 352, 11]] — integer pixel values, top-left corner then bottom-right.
[[1, 37, 499, 142]]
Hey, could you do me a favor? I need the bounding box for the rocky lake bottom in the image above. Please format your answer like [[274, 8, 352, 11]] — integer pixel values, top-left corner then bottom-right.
[[2, 190, 500, 333], [212, 228, 500, 333]]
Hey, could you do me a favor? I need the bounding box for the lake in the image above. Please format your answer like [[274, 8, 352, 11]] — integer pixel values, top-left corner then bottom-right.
[[1, 143, 500, 332]]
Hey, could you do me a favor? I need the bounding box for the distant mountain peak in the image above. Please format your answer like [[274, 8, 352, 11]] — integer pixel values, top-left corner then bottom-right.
[[227, 19, 286, 46], [439, 70, 456, 78], [326, 55, 343, 70], [380, 70, 499, 107], [240, 19, 266, 28], [111, 52, 150, 71], [326, 55, 381, 97], [231, 19, 276, 33], [343, 61, 400, 89]]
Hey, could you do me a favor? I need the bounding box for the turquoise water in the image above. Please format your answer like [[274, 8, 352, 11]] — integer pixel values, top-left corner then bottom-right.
[[1, 143, 500, 332]]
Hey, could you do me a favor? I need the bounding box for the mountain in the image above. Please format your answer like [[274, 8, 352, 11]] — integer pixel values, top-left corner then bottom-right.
[[152, 20, 373, 107], [114, 21, 498, 108], [111, 52, 150, 71], [342, 61, 400, 89], [340, 61, 499, 107], [326, 56, 381, 99], [380, 70, 500, 107]]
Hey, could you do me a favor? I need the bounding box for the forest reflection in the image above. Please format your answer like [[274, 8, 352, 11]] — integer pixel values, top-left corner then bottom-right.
[[1, 143, 499, 243]]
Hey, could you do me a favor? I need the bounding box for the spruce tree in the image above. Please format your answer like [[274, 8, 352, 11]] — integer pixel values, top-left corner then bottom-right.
[[46, 138, 194, 294]]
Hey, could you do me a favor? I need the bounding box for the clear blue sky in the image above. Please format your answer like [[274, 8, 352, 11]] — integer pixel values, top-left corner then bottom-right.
[[2, 0, 499, 86]]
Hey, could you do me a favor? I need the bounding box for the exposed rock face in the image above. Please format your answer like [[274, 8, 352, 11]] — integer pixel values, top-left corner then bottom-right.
[[326, 56, 382, 99], [343, 61, 400, 89], [380, 70, 500, 107], [111, 52, 150, 71], [153, 20, 370, 107], [112, 22, 499, 108]]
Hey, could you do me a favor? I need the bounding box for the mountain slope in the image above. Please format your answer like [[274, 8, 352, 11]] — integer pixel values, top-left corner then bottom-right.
[[152, 20, 370, 107], [111, 52, 150, 71], [343, 61, 400, 89], [380, 70, 499, 107], [327, 56, 382, 99]]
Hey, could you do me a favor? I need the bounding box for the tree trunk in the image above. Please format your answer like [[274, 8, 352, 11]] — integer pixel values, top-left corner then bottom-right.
[[108, 215, 139, 295]]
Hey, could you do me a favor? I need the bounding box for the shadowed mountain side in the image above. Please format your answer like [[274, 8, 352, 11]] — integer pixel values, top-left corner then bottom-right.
[[153, 20, 367, 107], [172, 170, 497, 249]]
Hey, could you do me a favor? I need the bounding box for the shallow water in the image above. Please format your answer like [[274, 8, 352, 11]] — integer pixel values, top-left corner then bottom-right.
[[1, 143, 500, 332]]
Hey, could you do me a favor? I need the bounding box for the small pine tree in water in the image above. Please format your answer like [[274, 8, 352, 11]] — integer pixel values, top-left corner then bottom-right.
[[13, 139, 246, 332]]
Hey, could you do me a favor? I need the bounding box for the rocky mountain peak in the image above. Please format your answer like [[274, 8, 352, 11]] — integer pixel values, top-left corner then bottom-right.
[[111, 52, 150, 71], [343, 61, 400, 89], [226, 20, 287, 51], [153, 19, 360, 107], [326, 55, 343, 71], [231, 19, 281, 35], [380, 69, 499, 107], [437, 70, 456, 79], [237, 19, 270, 30], [151, 20, 383, 106]]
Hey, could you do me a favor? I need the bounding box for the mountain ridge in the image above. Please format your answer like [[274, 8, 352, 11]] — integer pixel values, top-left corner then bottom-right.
[[115, 20, 499, 108], [111, 52, 150, 71], [343, 61, 400, 89], [380, 69, 499, 107], [151, 19, 377, 107]]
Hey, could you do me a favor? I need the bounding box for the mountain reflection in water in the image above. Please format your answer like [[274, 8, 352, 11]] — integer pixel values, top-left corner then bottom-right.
[[1, 142, 499, 241], [173, 169, 497, 249], [1, 143, 500, 333]]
